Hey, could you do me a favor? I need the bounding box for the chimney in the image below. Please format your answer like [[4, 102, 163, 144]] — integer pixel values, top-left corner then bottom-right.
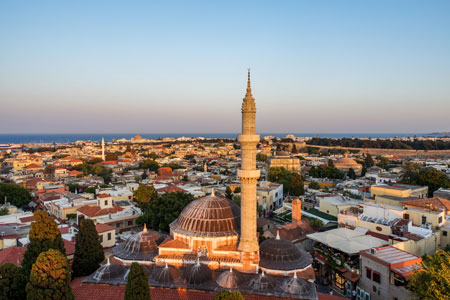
[[292, 198, 302, 224]]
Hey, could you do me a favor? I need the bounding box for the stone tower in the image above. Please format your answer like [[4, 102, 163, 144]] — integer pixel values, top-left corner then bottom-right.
[[101, 137, 105, 161], [238, 70, 260, 270]]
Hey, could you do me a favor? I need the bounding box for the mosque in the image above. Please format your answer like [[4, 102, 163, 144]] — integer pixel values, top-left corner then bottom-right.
[[82, 72, 318, 299]]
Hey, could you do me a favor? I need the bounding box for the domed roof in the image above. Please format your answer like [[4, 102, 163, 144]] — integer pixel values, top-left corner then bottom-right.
[[113, 225, 163, 261], [259, 233, 312, 271], [182, 261, 212, 285], [281, 273, 309, 295], [216, 268, 240, 289], [335, 153, 360, 167], [170, 191, 240, 237], [90, 259, 129, 283], [151, 264, 181, 284], [248, 271, 277, 291]]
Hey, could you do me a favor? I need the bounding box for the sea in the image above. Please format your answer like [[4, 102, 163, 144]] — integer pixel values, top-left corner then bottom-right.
[[0, 133, 435, 144]]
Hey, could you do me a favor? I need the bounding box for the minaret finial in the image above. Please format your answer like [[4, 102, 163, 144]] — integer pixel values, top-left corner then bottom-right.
[[143, 223, 147, 233], [211, 188, 215, 197], [276, 230, 280, 240]]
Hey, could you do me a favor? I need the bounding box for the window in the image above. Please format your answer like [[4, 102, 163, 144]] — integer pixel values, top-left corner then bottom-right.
[[116, 223, 120, 228], [403, 213, 409, 220], [439, 216, 443, 223], [373, 271, 381, 284], [422, 216, 427, 225], [107, 232, 111, 240], [372, 286, 377, 292], [128, 220, 133, 226], [105, 200, 108, 206], [99, 235, 103, 243], [366, 267, 372, 279], [444, 231, 448, 237]]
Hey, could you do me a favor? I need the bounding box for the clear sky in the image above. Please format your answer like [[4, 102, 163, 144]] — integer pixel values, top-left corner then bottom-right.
[[1, 1, 449, 134]]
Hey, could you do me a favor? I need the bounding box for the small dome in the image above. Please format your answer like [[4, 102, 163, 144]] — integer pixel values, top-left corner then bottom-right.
[[259, 236, 312, 271], [91, 260, 129, 283], [216, 268, 240, 289], [170, 194, 240, 237], [113, 226, 163, 261], [335, 153, 360, 167], [248, 271, 277, 291], [281, 274, 309, 295], [152, 264, 180, 284], [182, 261, 212, 285]]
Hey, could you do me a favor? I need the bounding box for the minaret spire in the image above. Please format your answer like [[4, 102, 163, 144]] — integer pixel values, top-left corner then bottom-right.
[[101, 137, 105, 161], [238, 70, 260, 272]]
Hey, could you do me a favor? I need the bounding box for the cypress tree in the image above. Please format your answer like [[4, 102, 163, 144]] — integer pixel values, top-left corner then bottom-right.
[[72, 219, 105, 277], [26, 249, 74, 300], [0, 263, 27, 300], [21, 211, 66, 279], [124, 262, 150, 300]]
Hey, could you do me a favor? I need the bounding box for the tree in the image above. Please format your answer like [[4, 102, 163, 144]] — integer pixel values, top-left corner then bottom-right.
[[401, 164, 450, 196], [268, 167, 292, 194], [85, 186, 97, 194], [137, 192, 194, 231], [364, 154, 374, 167], [105, 152, 119, 161], [289, 173, 304, 196], [309, 181, 320, 190], [225, 186, 233, 200], [0, 263, 26, 300], [256, 153, 267, 162], [347, 168, 356, 179], [26, 249, 74, 300], [139, 159, 159, 172], [328, 159, 335, 167], [133, 185, 157, 209], [21, 211, 66, 279], [310, 218, 324, 229], [124, 262, 150, 300], [234, 187, 241, 193], [291, 144, 298, 154], [214, 290, 244, 300], [72, 219, 105, 277], [0, 183, 32, 208], [409, 249, 450, 300]]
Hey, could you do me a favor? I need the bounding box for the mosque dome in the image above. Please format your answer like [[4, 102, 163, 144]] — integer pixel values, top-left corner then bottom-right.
[[170, 191, 240, 237], [335, 153, 360, 167], [248, 271, 277, 291], [90, 259, 129, 283], [216, 268, 241, 289], [259, 234, 312, 271], [281, 273, 309, 295], [151, 264, 181, 284], [182, 261, 212, 285], [113, 225, 163, 261]]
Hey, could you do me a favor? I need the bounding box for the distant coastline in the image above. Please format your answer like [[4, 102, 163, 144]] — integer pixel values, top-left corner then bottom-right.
[[0, 132, 447, 144]]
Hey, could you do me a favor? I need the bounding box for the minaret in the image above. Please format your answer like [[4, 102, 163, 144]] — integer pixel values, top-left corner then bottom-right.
[[238, 70, 260, 268], [101, 137, 105, 161]]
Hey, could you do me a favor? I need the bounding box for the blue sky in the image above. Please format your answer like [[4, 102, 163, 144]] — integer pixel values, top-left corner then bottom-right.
[[1, 1, 449, 134]]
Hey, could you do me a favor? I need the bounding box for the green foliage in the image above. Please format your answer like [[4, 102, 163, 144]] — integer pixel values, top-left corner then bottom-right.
[[72, 219, 105, 277], [137, 192, 194, 231], [310, 218, 324, 229], [225, 186, 233, 200], [234, 187, 241, 193], [84, 186, 97, 194], [162, 163, 183, 170], [308, 165, 344, 179], [0, 183, 32, 208], [268, 167, 292, 194], [105, 152, 119, 161], [26, 249, 74, 300], [66, 213, 77, 220], [139, 159, 160, 172], [21, 211, 66, 279], [0, 263, 26, 300], [377, 156, 390, 169], [289, 173, 304, 196], [73, 163, 112, 183], [256, 153, 267, 162], [214, 290, 244, 300], [327, 159, 335, 167], [67, 183, 79, 193], [402, 163, 450, 196], [409, 249, 450, 300], [232, 195, 241, 207], [124, 262, 150, 300], [364, 154, 374, 167], [347, 168, 356, 179], [309, 181, 321, 190], [308, 137, 450, 150], [0, 208, 8, 216], [133, 185, 157, 209]]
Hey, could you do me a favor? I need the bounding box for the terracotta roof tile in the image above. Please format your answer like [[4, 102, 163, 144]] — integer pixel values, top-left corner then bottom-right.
[[77, 205, 123, 218], [0, 246, 26, 266]]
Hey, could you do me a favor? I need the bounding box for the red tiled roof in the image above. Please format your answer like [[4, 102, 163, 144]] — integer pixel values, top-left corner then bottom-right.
[[25, 163, 43, 169], [69, 170, 83, 175], [0, 246, 26, 266], [400, 197, 450, 213], [19, 216, 34, 223], [157, 185, 187, 194], [59, 227, 70, 234], [97, 193, 111, 198], [96, 223, 115, 233], [77, 205, 123, 218], [100, 160, 118, 165], [63, 239, 76, 256]]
